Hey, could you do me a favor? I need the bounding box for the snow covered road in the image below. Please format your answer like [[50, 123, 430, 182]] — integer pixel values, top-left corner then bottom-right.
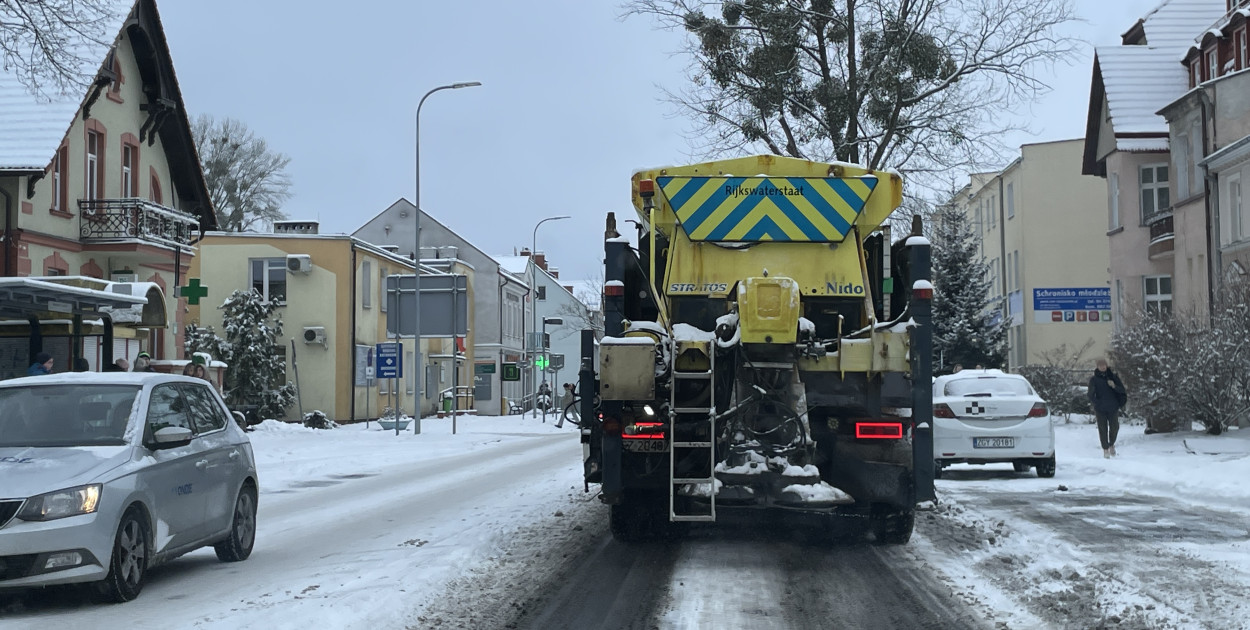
[[1, 416, 586, 629]]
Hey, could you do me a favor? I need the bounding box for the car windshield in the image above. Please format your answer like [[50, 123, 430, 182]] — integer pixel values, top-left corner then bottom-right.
[[943, 377, 1033, 397], [0, 384, 141, 447]]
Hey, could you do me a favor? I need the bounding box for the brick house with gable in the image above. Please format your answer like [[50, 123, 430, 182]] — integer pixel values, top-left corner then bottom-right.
[[0, 0, 215, 374]]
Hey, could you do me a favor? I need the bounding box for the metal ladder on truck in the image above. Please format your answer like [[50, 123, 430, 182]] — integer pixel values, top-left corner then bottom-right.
[[669, 349, 716, 522]]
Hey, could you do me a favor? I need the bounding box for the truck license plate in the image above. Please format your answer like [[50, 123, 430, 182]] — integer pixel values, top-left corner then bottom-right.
[[623, 439, 668, 453], [973, 437, 1014, 448]]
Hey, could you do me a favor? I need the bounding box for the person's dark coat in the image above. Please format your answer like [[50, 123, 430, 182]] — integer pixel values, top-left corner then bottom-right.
[[1088, 368, 1127, 414]]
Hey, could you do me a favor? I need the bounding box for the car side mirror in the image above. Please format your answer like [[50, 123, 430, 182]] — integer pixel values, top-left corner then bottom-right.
[[150, 425, 193, 449]]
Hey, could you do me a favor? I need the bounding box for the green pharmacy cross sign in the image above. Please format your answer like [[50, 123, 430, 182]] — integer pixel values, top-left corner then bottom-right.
[[535, 355, 549, 370], [179, 278, 209, 305]]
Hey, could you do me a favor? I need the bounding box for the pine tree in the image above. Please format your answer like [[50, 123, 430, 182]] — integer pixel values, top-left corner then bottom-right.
[[215, 290, 296, 419], [931, 204, 1006, 371]]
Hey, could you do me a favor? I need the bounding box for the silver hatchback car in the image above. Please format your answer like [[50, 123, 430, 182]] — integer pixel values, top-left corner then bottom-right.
[[0, 372, 258, 602]]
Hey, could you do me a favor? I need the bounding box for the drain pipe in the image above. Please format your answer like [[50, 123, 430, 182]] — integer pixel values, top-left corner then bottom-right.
[[1, 183, 13, 277], [1199, 86, 1220, 318]]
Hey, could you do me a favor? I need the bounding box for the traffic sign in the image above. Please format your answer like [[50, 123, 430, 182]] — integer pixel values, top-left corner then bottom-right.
[[376, 342, 402, 379]]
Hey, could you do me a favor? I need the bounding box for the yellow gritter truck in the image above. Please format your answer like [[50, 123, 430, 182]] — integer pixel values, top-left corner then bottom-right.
[[574, 154, 935, 543]]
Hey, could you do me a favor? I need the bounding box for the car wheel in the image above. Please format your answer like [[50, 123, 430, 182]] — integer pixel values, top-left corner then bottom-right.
[[1012, 462, 1031, 473], [96, 507, 149, 603], [933, 462, 944, 479], [1036, 456, 1057, 478], [214, 483, 257, 562]]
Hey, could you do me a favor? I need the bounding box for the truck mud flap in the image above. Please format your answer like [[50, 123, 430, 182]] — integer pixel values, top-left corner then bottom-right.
[[827, 460, 913, 511]]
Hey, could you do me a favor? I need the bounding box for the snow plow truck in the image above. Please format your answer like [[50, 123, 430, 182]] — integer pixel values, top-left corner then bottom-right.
[[575, 154, 935, 543]]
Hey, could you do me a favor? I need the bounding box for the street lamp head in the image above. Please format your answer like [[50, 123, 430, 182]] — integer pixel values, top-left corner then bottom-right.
[[451, 81, 482, 89], [543, 317, 564, 326]]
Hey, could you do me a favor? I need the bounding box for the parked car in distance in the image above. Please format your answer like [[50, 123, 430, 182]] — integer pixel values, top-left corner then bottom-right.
[[932, 369, 1055, 478], [0, 372, 259, 602]]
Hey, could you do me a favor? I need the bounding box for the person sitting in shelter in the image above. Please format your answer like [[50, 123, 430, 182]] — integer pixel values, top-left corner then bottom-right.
[[73, 357, 90, 372], [103, 358, 129, 372], [27, 352, 53, 376], [132, 352, 156, 372]]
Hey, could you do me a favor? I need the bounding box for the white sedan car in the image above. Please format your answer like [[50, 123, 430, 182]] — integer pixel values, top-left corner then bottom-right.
[[932, 369, 1055, 478], [0, 373, 258, 602]]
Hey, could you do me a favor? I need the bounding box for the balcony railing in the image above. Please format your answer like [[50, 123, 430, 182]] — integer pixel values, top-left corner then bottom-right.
[[78, 198, 199, 248], [1147, 212, 1174, 259]]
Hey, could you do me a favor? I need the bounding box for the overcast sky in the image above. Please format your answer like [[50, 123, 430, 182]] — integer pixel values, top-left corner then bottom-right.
[[158, 0, 1165, 284]]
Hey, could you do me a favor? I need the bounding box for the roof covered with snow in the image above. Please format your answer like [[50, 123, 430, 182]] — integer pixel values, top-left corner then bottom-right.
[[0, 1, 135, 170], [1130, 0, 1226, 50], [1095, 45, 1192, 136], [494, 255, 531, 276], [1087, 0, 1224, 157]]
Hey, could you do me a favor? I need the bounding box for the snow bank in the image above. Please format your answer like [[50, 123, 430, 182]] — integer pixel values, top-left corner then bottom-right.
[[781, 481, 852, 503]]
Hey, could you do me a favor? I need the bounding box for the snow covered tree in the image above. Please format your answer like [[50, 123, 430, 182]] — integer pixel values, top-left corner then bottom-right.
[[931, 203, 1004, 371], [216, 289, 296, 420], [624, 0, 1075, 178], [184, 323, 231, 365], [1, 0, 122, 98], [1112, 279, 1250, 435], [191, 115, 292, 232]]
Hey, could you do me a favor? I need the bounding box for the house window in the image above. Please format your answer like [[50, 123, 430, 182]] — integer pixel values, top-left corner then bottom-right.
[[1144, 275, 1172, 316], [150, 173, 162, 205], [1174, 134, 1190, 200], [536, 285, 547, 301], [1109, 172, 1120, 229], [1190, 57, 1203, 88], [1014, 250, 1021, 289], [1006, 183, 1015, 219], [989, 195, 996, 229], [975, 201, 983, 230], [1140, 164, 1169, 220], [1231, 175, 1246, 242], [86, 131, 102, 200], [121, 144, 136, 197], [51, 146, 68, 212], [362, 260, 373, 308], [380, 267, 388, 312], [1238, 28, 1248, 70], [250, 258, 287, 303], [1207, 47, 1220, 79]]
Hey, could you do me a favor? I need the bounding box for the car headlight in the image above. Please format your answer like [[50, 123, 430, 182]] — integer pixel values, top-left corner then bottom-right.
[[17, 484, 102, 521]]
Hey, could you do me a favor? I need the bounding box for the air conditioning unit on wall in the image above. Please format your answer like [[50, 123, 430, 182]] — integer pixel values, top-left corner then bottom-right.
[[303, 326, 327, 345], [287, 254, 312, 274]]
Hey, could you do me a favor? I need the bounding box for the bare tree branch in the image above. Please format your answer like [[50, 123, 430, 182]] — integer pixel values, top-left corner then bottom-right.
[[191, 115, 293, 233], [0, 0, 123, 99]]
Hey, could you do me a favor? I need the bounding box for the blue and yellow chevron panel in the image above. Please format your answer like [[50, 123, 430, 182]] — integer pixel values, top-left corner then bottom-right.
[[656, 176, 879, 242]]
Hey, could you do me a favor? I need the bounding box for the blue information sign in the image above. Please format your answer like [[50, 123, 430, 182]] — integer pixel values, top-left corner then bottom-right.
[[375, 342, 402, 379], [1033, 288, 1112, 324]]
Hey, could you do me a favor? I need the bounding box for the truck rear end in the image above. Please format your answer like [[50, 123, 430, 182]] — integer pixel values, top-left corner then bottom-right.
[[579, 155, 933, 543]]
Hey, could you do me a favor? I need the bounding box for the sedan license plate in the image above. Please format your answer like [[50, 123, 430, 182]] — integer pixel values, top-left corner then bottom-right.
[[623, 438, 668, 453], [973, 437, 1015, 449]]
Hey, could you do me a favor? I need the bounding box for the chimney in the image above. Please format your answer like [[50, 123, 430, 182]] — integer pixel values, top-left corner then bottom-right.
[[273, 220, 319, 235], [533, 252, 547, 271], [549, 266, 559, 279], [563, 285, 574, 293]]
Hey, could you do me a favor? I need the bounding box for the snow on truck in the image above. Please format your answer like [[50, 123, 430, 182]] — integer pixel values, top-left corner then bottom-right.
[[573, 154, 936, 543]]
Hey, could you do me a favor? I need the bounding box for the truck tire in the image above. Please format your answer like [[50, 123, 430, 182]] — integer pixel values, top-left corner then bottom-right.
[[870, 505, 915, 545], [609, 491, 672, 542]]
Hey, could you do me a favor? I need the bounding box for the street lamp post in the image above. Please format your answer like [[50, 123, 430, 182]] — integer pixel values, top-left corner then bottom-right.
[[413, 81, 480, 434], [541, 316, 563, 422], [528, 215, 570, 417]]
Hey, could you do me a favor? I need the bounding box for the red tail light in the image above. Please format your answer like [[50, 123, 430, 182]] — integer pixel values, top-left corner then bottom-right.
[[933, 403, 956, 418], [623, 421, 665, 439], [1028, 403, 1049, 418], [855, 422, 904, 439]]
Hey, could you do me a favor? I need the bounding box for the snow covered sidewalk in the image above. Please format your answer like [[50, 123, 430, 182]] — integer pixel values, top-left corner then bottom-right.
[[915, 419, 1250, 629]]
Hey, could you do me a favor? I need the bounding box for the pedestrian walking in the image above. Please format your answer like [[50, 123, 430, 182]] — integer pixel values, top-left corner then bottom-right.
[[1088, 359, 1128, 458], [27, 352, 53, 376]]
